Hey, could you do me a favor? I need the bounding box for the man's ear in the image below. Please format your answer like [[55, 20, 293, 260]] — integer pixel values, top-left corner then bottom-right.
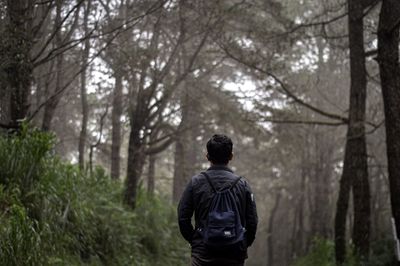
[[229, 153, 233, 161], [206, 153, 210, 161]]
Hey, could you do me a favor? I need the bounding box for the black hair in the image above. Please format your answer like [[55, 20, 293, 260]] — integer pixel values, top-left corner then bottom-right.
[[206, 134, 233, 165]]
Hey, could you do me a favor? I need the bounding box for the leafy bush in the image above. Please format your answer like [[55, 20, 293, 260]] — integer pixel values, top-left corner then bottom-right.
[[292, 238, 336, 266], [0, 127, 189, 265], [292, 238, 360, 266]]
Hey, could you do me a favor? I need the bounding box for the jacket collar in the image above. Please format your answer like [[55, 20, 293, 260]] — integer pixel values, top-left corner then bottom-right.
[[207, 164, 234, 173]]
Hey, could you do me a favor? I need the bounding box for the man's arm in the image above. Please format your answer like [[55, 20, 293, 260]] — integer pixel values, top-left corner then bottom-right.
[[245, 181, 258, 247], [177, 179, 195, 243]]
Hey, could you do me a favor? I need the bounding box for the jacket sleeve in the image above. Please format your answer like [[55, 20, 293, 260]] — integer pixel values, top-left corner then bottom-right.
[[177, 178, 195, 243], [244, 181, 258, 247]]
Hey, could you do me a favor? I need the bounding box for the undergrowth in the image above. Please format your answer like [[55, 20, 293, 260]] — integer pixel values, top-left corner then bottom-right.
[[0, 126, 189, 265], [292, 238, 396, 266]]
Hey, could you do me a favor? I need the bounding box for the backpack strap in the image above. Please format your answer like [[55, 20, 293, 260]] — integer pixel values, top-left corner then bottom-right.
[[229, 176, 242, 190], [201, 172, 216, 193]]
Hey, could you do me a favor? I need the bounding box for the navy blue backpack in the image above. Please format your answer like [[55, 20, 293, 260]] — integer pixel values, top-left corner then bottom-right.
[[200, 172, 246, 247]]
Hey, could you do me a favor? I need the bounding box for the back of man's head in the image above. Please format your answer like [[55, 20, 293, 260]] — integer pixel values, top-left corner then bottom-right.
[[206, 134, 233, 165]]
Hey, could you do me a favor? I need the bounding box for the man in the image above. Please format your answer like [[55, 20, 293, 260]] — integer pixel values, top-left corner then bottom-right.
[[178, 134, 258, 266]]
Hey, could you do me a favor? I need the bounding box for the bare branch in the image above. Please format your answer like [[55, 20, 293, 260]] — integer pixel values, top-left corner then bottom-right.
[[32, 0, 54, 39], [219, 43, 349, 123], [27, 1, 168, 122], [254, 117, 346, 126], [32, 0, 85, 63]]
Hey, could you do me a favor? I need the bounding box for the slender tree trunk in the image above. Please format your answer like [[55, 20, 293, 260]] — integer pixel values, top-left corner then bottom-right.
[[78, 0, 91, 170], [173, 136, 186, 202], [294, 161, 306, 257], [42, 0, 64, 131], [313, 132, 334, 238], [0, 86, 11, 127], [290, 199, 299, 260], [173, 81, 189, 202], [335, 0, 370, 263], [111, 72, 123, 179], [267, 191, 281, 266], [370, 168, 382, 239], [147, 128, 159, 195], [109, 1, 126, 180], [172, 81, 199, 202], [377, 0, 400, 252], [310, 39, 333, 239], [4, 0, 34, 126], [147, 154, 156, 195], [311, 129, 331, 237], [41, 0, 81, 131]]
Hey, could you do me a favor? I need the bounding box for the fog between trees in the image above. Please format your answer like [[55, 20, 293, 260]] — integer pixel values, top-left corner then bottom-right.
[[1, 0, 400, 265]]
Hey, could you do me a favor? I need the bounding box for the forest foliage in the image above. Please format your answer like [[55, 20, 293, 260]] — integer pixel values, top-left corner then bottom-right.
[[0, 126, 188, 265]]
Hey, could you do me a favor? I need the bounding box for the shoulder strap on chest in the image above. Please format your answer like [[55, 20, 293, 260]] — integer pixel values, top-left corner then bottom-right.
[[201, 172, 216, 193]]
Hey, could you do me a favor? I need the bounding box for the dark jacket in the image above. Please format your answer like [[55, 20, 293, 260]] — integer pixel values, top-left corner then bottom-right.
[[178, 165, 258, 262]]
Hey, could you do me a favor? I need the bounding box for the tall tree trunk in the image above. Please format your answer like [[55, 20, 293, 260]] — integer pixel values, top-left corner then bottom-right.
[[309, 39, 334, 239], [42, 0, 64, 131], [147, 153, 156, 195], [41, 0, 81, 131], [312, 131, 334, 238], [173, 135, 186, 202], [377, 0, 400, 251], [294, 156, 307, 257], [147, 129, 159, 195], [124, 125, 146, 208], [109, 1, 126, 180], [4, 0, 34, 126], [173, 81, 199, 202], [335, 0, 370, 263], [111, 72, 123, 179], [267, 191, 281, 266], [124, 93, 147, 208], [0, 86, 11, 127], [78, 0, 91, 170], [311, 129, 331, 238], [348, 0, 370, 260], [124, 9, 160, 207]]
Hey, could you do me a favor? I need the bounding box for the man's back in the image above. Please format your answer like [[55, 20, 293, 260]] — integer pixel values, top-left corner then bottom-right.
[[178, 165, 258, 265]]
